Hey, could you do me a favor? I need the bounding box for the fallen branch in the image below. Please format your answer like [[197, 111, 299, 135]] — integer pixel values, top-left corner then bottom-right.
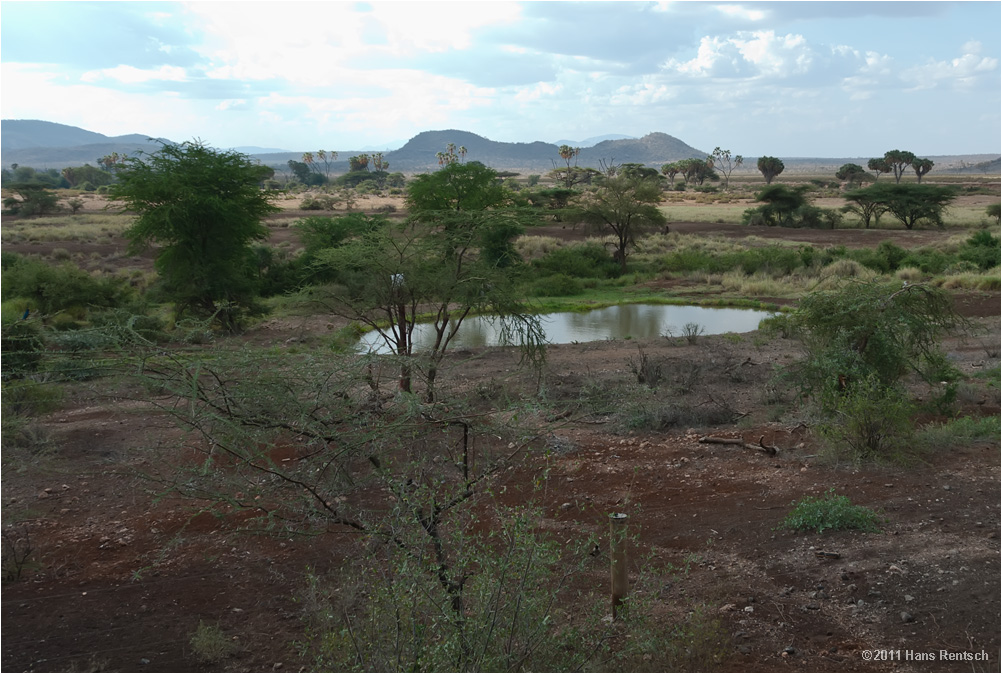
[[698, 435, 782, 456]]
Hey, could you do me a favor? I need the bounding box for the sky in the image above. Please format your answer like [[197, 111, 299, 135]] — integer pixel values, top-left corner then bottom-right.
[[2, 1, 1000, 157]]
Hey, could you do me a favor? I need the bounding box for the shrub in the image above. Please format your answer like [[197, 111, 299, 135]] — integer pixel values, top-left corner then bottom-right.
[[299, 193, 340, 211], [788, 280, 961, 393], [958, 230, 1001, 270], [781, 489, 881, 533], [1, 315, 45, 377], [189, 621, 238, 663], [533, 242, 620, 279], [529, 273, 583, 297], [816, 375, 917, 461], [1, 254, 132, 314]]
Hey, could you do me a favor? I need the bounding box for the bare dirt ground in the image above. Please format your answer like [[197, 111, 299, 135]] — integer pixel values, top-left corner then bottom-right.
[[2, 197, 1000, 672]]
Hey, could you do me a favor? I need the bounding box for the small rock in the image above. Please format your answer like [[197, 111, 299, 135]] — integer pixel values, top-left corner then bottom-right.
[[719, 603, 737, 613], [805, 603, 820, 610], [888, 564, 904, 574], [900, 611, 915, 623], [139, 658, 150, 665], [904, 594, 914, 602], [743, 605, 754, 613], [783, 646, 797, 656]]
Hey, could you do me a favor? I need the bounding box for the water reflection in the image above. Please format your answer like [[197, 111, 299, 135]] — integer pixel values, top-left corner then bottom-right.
[[358, 304, 773, 354]]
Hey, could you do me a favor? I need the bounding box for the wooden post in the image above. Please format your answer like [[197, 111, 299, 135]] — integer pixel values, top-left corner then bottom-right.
[[609, 512, 629, 619]]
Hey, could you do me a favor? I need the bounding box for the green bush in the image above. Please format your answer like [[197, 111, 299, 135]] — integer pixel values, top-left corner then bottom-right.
[[1, 311, 45, 378], [533, 242, 620, 279], [958, 230, 1001, 270], [1, 254, 131, 314], [529, 273, 583, 297], [781, 489, 881, 533], [816, 375, 916, 461]]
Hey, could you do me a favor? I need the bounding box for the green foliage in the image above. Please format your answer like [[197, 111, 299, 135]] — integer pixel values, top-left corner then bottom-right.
[[916, 415, 1001, 451], [781, 489, 881, 533], [528, 273, 583, 297], [532, 242, 621, 279], [306, 220, 543, 399], [61, 164, 114, 188], [299, 193, 340, 210], [303, 506, 728, 673], [958, 229, 1001, 270], [1, 254, 131, 315], [3, 183, 62, 216], [407, 161, 510, 213], [882, 149, 916, 183], [1, 315, 45, 378], [661, 244, 804, 276], [860, 182, 956, 230], [190, 621, 238, 663], [570, 175, 667, 271], [112, 140, 279, 332], [756, 156, 785, 184], [787, 280, 962, 392], [742, 185, 816, 227], [816, 374, 917, 461], [835, 163, 871, 187], [986, 203, 1001, 225], [296, 214, 388, 257]]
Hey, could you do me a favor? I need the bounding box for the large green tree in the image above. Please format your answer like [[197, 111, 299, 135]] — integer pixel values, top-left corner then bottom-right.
[[868, 182, 956, 229], [756, 156, 785, 184], [571, 175, 667, 271], [835, 163, 870, 188], [882, 150, 916, 184], [112, 140, 279, 332], [841, 185, 889, 229], [867, 157, 892, 181], [307, 218, 543, 400]]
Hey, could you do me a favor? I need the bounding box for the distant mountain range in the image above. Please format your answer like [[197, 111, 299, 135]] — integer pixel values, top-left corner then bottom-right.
[[0, 121, 706, 172], [2, 119, 998, 174]]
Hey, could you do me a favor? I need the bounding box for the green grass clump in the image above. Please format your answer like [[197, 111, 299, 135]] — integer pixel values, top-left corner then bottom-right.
[[189, 621, 238, 663], [780, 489, 881, 534], [916, 415, 1001, 450]]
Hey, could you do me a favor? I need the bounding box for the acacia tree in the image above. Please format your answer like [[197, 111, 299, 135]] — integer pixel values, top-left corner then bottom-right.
[[112, 140, 278, 333], [841, 185, 889, 228], [571, 175, 667, 271], [707, 147, 743, 189], [871, 182, 956, 229], [308, 217, 542, 400], [756, 156, 785, 185]]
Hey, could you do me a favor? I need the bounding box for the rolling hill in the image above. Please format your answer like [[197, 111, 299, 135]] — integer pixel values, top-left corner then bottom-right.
[[2, 119, 997, 175]]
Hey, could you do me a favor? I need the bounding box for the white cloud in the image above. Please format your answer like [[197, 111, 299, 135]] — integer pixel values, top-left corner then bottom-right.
[[513, 81, 561, 103], [2, 63, 200, 140], [901, 51, 999, 89], [715, 4, 766, 22], [665, 31, 821, 79], [81, 64, 188, 84]]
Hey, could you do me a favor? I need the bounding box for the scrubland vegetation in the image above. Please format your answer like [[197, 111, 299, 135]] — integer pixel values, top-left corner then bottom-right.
[[2, 144, 999, 671]]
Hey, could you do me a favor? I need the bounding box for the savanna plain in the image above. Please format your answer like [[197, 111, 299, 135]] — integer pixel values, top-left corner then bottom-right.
[[2, 172, 1000, 672]]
